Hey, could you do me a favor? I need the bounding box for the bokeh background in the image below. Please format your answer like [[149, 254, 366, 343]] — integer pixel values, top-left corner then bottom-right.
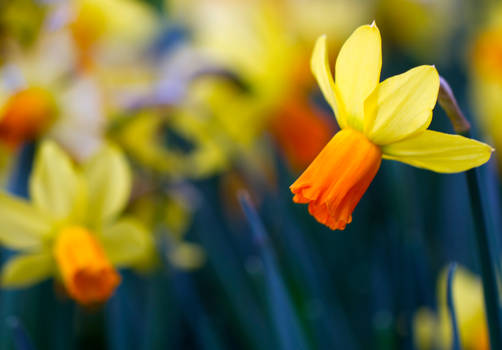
[[0, 0, 501, 349]]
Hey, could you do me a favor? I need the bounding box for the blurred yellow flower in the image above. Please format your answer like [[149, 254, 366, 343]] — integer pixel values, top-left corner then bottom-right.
[[291, 23, 493, 230], [470, 5, 502, 169], [68, 0, 159, 70], [0, 140, 152, 305], [166, 0, 343, 174], [112, 110, 228, 179], [0, 30, 106, 160], [413, 266, 488, 350]]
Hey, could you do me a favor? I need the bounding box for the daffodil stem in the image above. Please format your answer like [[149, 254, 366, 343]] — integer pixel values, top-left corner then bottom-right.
[[438, 77, 502, 349], [463, 161, 502, 350]]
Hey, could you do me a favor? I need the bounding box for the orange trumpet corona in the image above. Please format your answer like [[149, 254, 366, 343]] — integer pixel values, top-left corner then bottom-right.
[[0, 87, 55, 149], [54, 226, 120, 305], [290, 129, 382, 230]]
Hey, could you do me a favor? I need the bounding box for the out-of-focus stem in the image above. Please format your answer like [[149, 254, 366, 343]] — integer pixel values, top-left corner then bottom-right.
[[463, 160, 502, 350], [438, 76, 502, 350]]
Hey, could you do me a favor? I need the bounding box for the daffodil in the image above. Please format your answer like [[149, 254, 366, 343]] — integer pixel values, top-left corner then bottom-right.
[[291, 23, 493, 230], [60, 0, 158, 70], [0, 140, 151, 305], [413, 266, 488, 350], [112, 109, 228, 179], [0, 30, 106, 160], [165, 0, 333, 174]]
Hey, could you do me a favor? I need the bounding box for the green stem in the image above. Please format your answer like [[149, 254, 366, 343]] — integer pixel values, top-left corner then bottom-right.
[[438, 76, 502, 349], [463, 155, 502, 349]]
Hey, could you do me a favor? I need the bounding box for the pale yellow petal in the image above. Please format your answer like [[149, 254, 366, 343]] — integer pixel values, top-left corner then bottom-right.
[[335, 23, 382, 130], [0, 192, 52, 250], [364, 65, 440, 145], [311, 35, 347, 128], [1, 252, 54, 288], [29, 141, 82, 220], [382, 130, 493, 173], [99, 218, 152, 267], [84, 143, 131, 226]]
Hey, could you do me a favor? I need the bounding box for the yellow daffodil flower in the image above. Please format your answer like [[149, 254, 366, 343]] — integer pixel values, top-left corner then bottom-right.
[[0, 30, 106, 160], [413, 266, 488, 350], [291, 23, 493, 230], [0, 140, 152, 305]]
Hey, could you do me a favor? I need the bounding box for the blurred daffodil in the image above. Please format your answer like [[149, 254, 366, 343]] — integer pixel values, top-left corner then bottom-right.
[[62, 0, 158, 70], [0, 140, 151, 305], [470, 5, 502, 169], [167, 0, 340, 172], [0, 31, 106, 160], [0, 30, 73, 150], [291, 23, 492, 230], [413, 266, 488, 350], [112, 109, 228, 179]]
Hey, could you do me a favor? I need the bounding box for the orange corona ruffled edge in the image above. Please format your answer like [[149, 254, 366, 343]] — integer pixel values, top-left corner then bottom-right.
[[290, 129, 381, 230]]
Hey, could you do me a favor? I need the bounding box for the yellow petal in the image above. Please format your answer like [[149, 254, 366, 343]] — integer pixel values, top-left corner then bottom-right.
[[99, 218, 152, 267], [311, 35, 347, 128], [382, 130, 493, 173], [364, 65, 440, 145], [1, 252, 53, 288], [84, 143, 131, 226], [335, 23, 382, 130], [29, 140, 82, 220], [0, 192, 52, 250]]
